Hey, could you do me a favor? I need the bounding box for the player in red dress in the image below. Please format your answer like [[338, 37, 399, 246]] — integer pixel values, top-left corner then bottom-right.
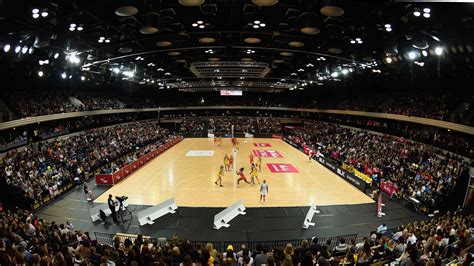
[[237, 167, 250, 185], [229, 154, 234, 171]]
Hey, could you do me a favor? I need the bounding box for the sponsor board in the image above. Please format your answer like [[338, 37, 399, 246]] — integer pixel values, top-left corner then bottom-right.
[[284, 138, 367, 192]]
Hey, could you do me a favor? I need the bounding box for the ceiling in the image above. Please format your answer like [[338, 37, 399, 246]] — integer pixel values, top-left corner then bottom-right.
[[0, 0, 473, 91]]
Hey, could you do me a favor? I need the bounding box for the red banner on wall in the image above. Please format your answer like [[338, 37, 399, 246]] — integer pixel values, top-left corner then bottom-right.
[[123, 164, 132, 176], [381, 180, 398, 196], [113, 169, 124, 184], [95, 174, 113, 185], [94, 137, 183, 186]]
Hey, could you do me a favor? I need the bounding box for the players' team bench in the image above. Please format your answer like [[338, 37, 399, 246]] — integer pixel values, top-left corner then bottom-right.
[[95, 136, 183, 186]]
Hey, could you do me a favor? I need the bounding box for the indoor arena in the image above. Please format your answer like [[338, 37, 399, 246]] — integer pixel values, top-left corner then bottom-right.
[[0, 1, 473, 265]]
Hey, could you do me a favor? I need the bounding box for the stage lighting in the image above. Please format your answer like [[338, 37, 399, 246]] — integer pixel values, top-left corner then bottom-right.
[[423, 8, 430, 13], [3, 44, 10, 52], [32, 8, 39, 14], [341, 69, 349, 75], [21, 46, 28, 54], [422, 50, 428, 57], [408, 51, 417, 60], [54, 53, 59, 59], [81, 76, 86, 81], [38, 70, 44, 77], [14, 45, 21, 53], [385, 57, 392, 64], [434, 47, 443, 56], [331, 72, 339, 78], [41, 11, 48, 17], [112, 68, 121, 74], [32, 13, 40, 19], [413, 11, 421, 17], [423, 13, 430, 18], [61, 72, 67, 79], [68, 54, 81, 64]]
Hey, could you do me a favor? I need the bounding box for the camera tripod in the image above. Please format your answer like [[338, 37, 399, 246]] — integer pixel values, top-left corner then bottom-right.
[[117, 202, 132, 223]]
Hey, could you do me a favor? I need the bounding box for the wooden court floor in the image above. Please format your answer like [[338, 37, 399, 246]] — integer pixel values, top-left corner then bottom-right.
[[95, 138, 374, 207]]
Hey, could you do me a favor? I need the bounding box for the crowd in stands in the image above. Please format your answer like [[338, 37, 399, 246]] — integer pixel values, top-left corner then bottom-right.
[[179, 117, 284, 136], [2, 90, 473, 126], [0, 205, 472, 265], [379, 95, 463, 122], [286, 121, 467, 211], [310, 114, 474, 159], [4, 91, 79, 119], [77, 94, 125, 111], [0, 114, 158, 152], [0, 121, 173, 209]]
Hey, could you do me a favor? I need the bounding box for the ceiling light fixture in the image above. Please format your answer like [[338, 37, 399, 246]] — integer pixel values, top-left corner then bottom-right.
[[434, 46, 443, 56], [3, 44, 10, 53]]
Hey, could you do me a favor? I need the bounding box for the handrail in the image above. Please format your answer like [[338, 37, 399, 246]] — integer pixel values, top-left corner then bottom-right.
[[1, 106, 473, 135], [93, 231, 358, 252]]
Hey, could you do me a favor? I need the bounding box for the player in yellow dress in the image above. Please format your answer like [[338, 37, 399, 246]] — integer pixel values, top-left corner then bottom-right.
[[214, 165, 224, 187], [224, 154, 230, 171], [256, 157, 262, 172], [250, 163, 260, 185]]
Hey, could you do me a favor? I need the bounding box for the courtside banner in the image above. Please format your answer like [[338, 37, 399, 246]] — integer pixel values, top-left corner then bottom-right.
[[283, 137, 367, 192], [96, 174, 113, 185], [317, 156, 368, 193]]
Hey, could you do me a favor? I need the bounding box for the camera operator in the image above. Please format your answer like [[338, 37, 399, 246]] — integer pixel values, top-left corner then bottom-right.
[[108, 194, 118, 223]]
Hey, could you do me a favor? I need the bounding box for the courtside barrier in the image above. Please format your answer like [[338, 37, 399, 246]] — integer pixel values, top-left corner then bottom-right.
[[302, 203, 320, 229], [93, 232, 358, 253], [284, 138, 368, 193], [213, 200, 246, 230], [137, 198, 178, 226], [95, 137, 183, 186]]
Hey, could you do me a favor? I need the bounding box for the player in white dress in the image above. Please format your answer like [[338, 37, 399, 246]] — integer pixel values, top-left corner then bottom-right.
[[260, 180, 268, 202]]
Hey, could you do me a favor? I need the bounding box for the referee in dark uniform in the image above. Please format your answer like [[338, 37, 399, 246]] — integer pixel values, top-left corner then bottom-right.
[[108, 194, 118, 223]]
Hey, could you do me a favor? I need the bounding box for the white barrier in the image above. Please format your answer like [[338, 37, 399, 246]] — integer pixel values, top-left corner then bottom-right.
[[89, 201, 129, 222], [137, 198, 178, 226], [244, 132, 254, 138], [213, 200, 246, 230], [302, 203, 320, 229]]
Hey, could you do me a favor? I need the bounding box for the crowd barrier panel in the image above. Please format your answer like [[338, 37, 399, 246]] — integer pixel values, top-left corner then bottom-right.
[[93, 232, 358, 253]]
